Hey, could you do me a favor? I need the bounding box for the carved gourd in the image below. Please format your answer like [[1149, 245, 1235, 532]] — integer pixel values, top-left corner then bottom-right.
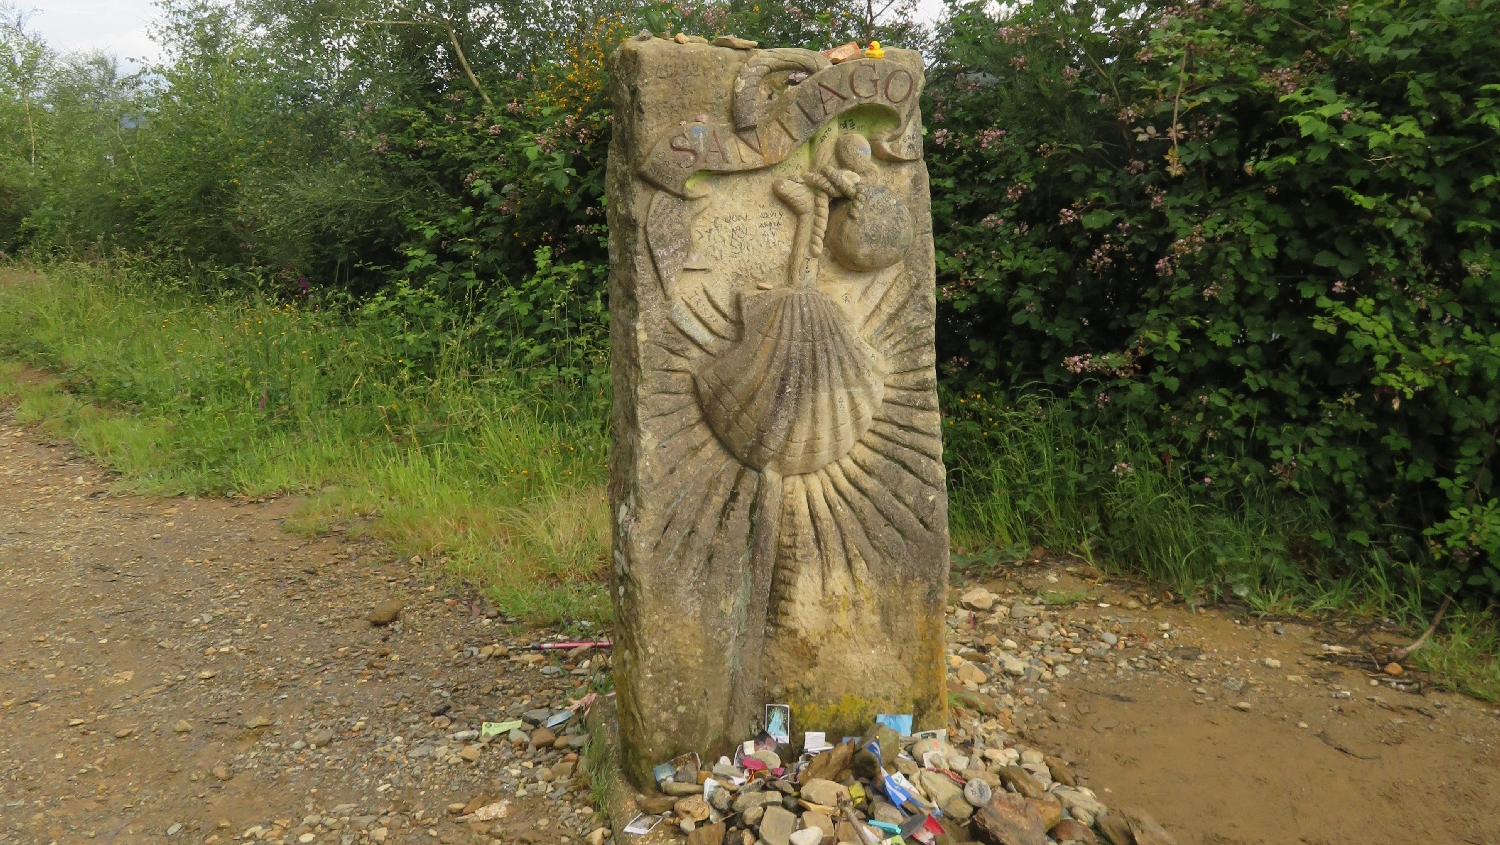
[[825, 133, 913, 272]]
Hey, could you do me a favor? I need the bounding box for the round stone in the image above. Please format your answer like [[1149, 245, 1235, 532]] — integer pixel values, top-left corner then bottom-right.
[[674, 795, 711, 822], [963, 778, 993, 807]]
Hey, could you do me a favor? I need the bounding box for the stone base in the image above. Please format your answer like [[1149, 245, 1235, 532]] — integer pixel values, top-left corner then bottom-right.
[[585, 697, 678, 844]]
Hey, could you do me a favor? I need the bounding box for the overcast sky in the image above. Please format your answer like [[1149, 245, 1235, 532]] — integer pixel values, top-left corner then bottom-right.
[[23, 0, 946, 67], [23, 0, 162, 64]]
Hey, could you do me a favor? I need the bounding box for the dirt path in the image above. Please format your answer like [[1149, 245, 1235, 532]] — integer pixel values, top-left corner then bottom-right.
[[956, 564, 1500, 844], [4, 400, 1500, 845], [0, 415, 605, 845]]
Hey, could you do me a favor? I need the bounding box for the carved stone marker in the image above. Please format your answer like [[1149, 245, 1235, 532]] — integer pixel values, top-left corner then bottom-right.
[[607, 36, 949, 787]]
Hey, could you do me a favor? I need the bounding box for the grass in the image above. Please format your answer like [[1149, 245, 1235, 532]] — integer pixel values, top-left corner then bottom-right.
[[0, 259, 611, 623], [1, 259, 1494, 701], [945, 392, 1500, 702], [1039, 588, 1095, 607]]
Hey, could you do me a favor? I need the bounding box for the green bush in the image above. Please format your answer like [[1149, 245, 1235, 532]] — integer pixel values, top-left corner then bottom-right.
[[928, 0, 1500, 600]]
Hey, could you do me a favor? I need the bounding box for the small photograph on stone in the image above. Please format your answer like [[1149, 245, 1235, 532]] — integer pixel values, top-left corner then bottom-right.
[[764, 704, 791, 744], [668, 751, 700, 784], [876, 712, 913, 736], [622, 813, 662, 835]]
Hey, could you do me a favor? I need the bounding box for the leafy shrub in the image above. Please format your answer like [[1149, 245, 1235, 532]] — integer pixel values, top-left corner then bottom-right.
[[927, 0, 1500, 600]]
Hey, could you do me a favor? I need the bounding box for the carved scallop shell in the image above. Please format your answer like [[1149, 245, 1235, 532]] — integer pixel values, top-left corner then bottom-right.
[[695, 287, 884, 476]]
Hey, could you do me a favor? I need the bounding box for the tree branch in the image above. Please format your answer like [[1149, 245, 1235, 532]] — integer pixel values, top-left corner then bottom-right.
[[1392, 595, 1452, 662], [344, 16, 492, 105]]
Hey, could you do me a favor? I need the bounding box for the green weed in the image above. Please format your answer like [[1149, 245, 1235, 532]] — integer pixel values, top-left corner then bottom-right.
[[1040, 588, 1093, 607], [946, 393, 1499, 701]]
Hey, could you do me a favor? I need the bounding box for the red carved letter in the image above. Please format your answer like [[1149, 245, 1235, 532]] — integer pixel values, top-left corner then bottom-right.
[[849, 63, 879, 99], [669, 132, 699, 167], [816, 81, 849, 116], [883, 69, 914, 104]]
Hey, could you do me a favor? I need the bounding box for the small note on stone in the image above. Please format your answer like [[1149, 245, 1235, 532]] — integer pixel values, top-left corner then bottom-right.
[[480, 720, 523, 740]]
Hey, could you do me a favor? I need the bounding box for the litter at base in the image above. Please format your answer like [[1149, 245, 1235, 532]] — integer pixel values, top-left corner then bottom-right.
[[480, 720, 524, 739], [876, 713, 913, 736], [765, 703, 791, 743], [470, 801, 509, 821], [624, 813, 662, 835], [803, 730, 833, 752]]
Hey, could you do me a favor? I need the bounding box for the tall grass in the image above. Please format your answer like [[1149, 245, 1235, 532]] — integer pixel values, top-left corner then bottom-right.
[[945, 393, 1498, 699], [0, 259, 610, 622], [947, 394, 1321, 600]]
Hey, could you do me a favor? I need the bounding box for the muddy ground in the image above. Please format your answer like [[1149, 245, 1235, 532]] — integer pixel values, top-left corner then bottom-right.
[[2, 402, 1499, 845], [951, 565, 1500, 845]]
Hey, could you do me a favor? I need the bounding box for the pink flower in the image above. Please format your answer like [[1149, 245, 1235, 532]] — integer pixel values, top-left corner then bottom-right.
[[978, 128, 1006, 149]]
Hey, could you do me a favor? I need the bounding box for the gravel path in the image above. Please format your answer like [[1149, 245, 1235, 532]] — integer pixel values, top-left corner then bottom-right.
[[947, 564, 1500, 844], [0, 417, 605, 845]]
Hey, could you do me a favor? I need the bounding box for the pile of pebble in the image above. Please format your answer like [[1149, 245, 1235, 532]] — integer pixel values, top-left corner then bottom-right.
[[632, 714, 1174, 845]]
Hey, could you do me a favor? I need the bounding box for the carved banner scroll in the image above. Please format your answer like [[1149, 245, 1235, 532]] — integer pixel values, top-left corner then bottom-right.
[[639, 57, 925, 196], [606, 37, 948, 789]]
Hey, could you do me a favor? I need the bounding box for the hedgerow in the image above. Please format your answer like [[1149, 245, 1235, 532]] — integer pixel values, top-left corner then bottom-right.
[[928, 0, 1500, 601]]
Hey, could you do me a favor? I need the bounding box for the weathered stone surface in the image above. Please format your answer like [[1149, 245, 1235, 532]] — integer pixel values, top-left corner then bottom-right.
[[608, 36, 947, 786], [713, 35, 758, 49], [803, 741, 853, 782], [1126, 811, 1178, 845], [1051, 819, 1097, 844], [760, 805, 798, 845], [972, 792, 1049, 845], [1096, 813, 1135, 845], [675, 794, 712, 821], [1054, 787, 1107, 827], [1029, 794, 1064, 830], [917, 770, 962, 809], [964, 777, 993, 807], [366, 598, 404, 626], [687, 822, 725, 845], [801, 811, 834, 839], [999, 766, 1046, 799], [864, 723, 903, 768], [799, 778, 848, 807]]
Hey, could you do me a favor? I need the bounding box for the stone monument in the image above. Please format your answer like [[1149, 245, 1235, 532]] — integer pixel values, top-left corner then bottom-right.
[[606, 35, 949, 787]]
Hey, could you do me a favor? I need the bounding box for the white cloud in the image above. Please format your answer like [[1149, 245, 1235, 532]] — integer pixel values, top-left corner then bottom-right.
[[24, 0, 163, 66]]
